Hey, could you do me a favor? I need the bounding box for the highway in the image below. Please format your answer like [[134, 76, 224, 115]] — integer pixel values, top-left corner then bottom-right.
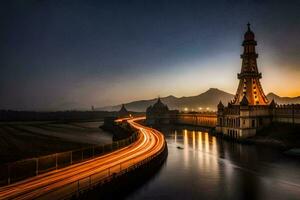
[[0, 117, 166, 200]]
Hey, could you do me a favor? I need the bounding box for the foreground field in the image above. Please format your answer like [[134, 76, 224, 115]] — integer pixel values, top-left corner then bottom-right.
[[0, 121, 112, 164]]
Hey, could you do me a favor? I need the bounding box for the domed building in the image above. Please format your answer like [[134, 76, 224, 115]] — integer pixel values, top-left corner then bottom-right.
[[118, 104, 130, 118], [146, 98, 178, 125]]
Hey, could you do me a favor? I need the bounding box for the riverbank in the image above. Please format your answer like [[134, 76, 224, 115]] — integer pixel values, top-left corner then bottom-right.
[[157, 122, 300, 152], [246, 123, 300, 150]]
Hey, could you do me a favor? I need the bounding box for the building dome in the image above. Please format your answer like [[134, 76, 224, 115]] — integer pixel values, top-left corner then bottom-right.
[[244, 23, 255, 41], [146, 98, 169, 115], [151, 98, 169, 112], [118, 104, 129, 117]]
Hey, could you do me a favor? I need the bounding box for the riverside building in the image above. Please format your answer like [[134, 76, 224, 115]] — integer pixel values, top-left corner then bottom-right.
[[216, 24, 274, 138]]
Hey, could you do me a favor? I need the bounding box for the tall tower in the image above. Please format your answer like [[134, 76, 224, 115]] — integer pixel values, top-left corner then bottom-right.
[[232, 23, 268, 105], [216, 23, 273, 139]]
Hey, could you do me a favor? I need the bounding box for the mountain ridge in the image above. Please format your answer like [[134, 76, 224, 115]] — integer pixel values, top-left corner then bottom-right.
[[97, 88, 300, 112]]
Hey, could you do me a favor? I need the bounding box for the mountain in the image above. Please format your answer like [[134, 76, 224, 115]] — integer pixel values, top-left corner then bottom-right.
[[98, 88, 234, 112], [98, 89, 300, 112], [266, 93, 300, 105]]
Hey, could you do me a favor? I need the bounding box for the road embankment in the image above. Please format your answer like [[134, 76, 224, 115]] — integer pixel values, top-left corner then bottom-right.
[[0, 117, 168, 200]]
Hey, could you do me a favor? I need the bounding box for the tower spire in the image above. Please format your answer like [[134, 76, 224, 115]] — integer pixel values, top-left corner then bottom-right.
[[232, 23, 268, 106]]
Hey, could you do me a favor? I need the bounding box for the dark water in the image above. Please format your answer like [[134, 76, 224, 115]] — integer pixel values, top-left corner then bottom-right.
[[126, 126, 300, 200]]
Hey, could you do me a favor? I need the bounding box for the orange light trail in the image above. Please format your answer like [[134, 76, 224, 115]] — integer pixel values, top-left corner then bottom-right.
[[0, 117, 166, 200]]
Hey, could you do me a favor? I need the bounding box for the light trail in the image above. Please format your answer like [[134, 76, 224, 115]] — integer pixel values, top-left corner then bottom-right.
[[0, 117, 166, 200]]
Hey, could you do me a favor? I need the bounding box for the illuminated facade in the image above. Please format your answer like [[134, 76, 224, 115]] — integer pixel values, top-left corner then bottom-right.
[[216, 24, 273, 138], [176, 113, 217, 127], [146, 98, 217, 127]]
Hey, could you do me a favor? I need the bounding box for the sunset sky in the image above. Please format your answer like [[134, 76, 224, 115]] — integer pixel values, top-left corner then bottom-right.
[[0, 0, 300, 110]]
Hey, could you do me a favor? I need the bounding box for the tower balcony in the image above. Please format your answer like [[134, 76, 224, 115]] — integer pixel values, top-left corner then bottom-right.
[[240, 53, 258, 59], [242, 40, 257, 46], [238, 72, 262, 79]]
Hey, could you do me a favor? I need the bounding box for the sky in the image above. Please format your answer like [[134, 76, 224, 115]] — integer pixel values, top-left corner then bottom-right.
[[0, 0, 300, 110]]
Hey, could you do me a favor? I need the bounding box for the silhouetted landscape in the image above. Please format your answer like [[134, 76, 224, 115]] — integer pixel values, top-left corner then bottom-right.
[[99, 88, 300, 112]]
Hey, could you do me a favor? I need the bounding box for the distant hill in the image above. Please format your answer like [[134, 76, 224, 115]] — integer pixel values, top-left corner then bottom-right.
[[98, 88, 300, 112], [98, 88, 234, 112], [266, 93, 300, 105]]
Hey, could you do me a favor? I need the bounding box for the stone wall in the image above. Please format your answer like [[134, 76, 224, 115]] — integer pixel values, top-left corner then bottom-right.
[[273, 104, 300, 124]]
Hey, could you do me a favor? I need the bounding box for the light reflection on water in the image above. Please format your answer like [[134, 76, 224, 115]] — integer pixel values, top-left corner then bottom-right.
[[127, 127, 300, 200]]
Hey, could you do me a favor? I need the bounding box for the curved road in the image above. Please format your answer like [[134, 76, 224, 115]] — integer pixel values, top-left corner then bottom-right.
[[0, 117, 166, 200]]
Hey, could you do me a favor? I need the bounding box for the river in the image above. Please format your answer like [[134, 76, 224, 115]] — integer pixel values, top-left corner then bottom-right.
[[126, 126, 300, 200]]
